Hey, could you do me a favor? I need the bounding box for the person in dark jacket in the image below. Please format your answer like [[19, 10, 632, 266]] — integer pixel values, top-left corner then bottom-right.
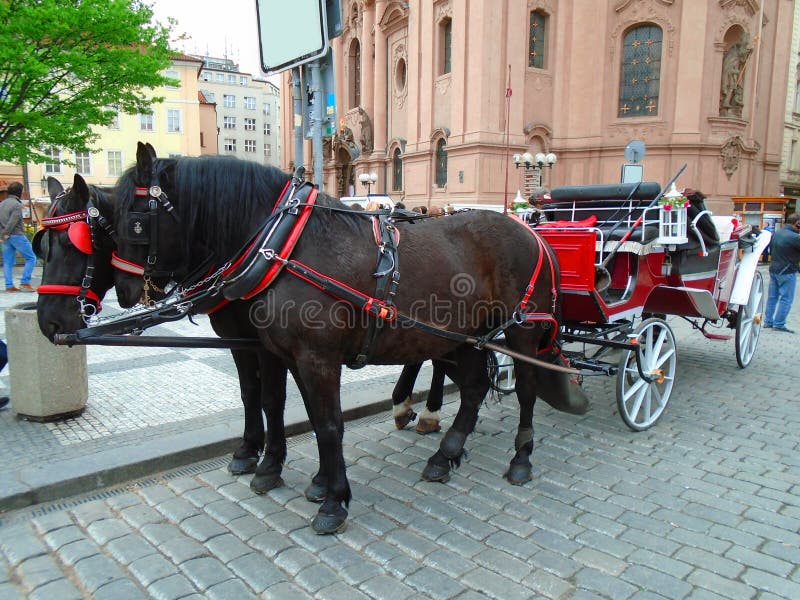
[[764, 213, 800, 333], [0, 182, 37, 292]]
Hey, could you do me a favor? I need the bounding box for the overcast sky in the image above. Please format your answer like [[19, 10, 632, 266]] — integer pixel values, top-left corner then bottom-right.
[[149, 0, 265, 77]]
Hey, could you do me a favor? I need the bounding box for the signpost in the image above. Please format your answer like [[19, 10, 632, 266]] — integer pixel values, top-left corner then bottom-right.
[[256, 0, 342, 190]]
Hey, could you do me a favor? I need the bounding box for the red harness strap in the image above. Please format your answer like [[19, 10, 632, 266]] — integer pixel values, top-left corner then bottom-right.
[[37, 285, 102, 310]]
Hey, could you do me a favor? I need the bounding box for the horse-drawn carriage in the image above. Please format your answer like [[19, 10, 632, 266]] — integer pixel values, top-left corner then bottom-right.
[[495, 179, 769, 430], [34, 146, 769, 533]]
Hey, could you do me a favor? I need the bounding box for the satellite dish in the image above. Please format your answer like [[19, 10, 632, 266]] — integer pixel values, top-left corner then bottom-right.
[[624, 140, 646, 163]]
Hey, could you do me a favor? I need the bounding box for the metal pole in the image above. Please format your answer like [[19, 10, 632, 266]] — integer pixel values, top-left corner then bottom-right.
[[309, 60, 325, 190], [292, 67, 304, 171]]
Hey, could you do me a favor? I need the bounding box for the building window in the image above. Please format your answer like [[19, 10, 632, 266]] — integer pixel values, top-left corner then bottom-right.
[[75, 151, 91, 175], [240, 76, 249, 85], [349, 38, 361, 108], [107, 107, 120, 130], [263, 103, 271, 115], [107, 150, 123, 177], [528, 10, 547, 69], [202, 71, 211, 81], [204, 92, 215, 102], [139, 113, 154, 131], [223, 94, 236, 108], [392, 148, 403, 191], [223, 116, 237, 129], [164, 69, 180, 88], [244, 96, 256, 110], [264, 123, 271, 135], [264, 143, 272, 157], [618, 24, 662, 118], [439, 18, 452, 75], [244, 139, 256, 153], [200, 132, 205, 148], [215, 73, 224, 82], [44, 147, 62, 173], [224, 138, 236, 152], [228, 74, 237, 84], [167, 109, 181, 132], [244, 117, 256, 131], [435, 139, 447, 187]]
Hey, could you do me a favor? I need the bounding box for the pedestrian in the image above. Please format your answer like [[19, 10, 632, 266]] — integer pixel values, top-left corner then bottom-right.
[[528, 186, 550, 226], [1, 182, 37, 293], [762, 220, 776, 263], [763, 212, 800, 333], [0, 340, 8, 409]]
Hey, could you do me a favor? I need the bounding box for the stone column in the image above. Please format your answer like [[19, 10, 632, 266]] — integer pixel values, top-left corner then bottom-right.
[[372, 0, 388, 160]]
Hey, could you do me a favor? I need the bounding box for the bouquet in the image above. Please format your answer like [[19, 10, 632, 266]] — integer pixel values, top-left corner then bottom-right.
[[658, 194, 690, 211]]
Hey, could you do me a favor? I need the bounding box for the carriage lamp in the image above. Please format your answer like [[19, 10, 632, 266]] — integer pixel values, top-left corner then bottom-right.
[[359, 172, 378, 194]]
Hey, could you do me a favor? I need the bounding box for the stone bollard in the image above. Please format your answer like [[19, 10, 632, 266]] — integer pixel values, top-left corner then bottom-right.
[[4, 302, 87, 421]]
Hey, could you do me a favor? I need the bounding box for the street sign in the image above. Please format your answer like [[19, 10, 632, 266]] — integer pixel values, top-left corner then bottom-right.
[[256, 0, 329, 74]]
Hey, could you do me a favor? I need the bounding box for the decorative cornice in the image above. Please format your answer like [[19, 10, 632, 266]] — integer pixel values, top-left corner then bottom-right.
[[719, 0, 760, 17], [615, 0, 673, 13], [610, 2, 677, 59]]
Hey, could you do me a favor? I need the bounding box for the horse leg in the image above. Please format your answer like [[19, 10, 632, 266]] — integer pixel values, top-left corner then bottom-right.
[[391, 362, 423, 429], [503, 329, 540, 485], [250, 353, 289, 494], [421, 347, 488, 482], [416, 359, 446, 434], [294, 360, 351, 534], [226, 348, 264, 475], [291, 374, 327, 503]]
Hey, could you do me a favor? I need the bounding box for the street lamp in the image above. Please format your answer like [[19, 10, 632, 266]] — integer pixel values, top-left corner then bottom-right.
[[358, 172, 378, 194], [513, 151, 557, 189], [41, 176, 48, 195]]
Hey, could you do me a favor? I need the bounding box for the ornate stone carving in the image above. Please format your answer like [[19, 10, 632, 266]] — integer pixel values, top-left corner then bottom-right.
[[610, 1, 677, 58], [720, 135, 747, 179], [434, 0, 452, 21], [434, 74, 452, 95], [392, 43, 408, 109], [607, 121, 669, 141], [528, 0, 556, 14], [615, 0, 673, 12], [719, 31, 752, 117], [719, 0, 760, 17]]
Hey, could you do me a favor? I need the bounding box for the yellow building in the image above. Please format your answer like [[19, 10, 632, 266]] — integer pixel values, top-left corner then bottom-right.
[[27, 54, 204, 198]]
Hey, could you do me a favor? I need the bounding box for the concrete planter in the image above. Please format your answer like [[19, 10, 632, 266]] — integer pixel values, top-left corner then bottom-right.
[[4, 302, 87, 421]]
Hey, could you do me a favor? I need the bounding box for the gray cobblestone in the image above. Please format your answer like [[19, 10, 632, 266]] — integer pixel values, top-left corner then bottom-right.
[[129, 553, 181, 587], [42, 525, 85, 551], [16, 555, 63, 591], [105, 534, 157, 566], [575, 567, 638, 599], [205, 578, 258, 600], [262, 581, 313, 599], [180, 514, 229, 542], [622, 564, 693, 599], [72, 554, 126, 594], [0, 524, 47, 566], [92, 577, 146, 600], [573, 547, 628, 576], [146, 573, 198, 600], [317, 581, 371, 600], [204, 499, 249, 525], [687, 568, 757, 599], [86, 518, 133, 545], [204, 533, 251, 563], [119, 503, 164, 529], [179, 556, 233, 591], [27, 578, 83, 600], [158, 536, 208, 564], [293, 561, 339, 593], [461, 566, 529, 600], [228, 553, 287, 593], [249, 530, 294, 558], [155, 497, 201, 523], [529, 547, 582, 579], [740, 568, 800, 598], [58, 539, 100, 567]]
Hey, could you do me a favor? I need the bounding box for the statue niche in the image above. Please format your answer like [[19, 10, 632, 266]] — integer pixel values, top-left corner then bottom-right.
[[719, 31, 752, 118]]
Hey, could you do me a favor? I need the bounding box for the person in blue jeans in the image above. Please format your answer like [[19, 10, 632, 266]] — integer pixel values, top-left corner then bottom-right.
[[0, 181, 37, 293], [764, 213, 800, 333]]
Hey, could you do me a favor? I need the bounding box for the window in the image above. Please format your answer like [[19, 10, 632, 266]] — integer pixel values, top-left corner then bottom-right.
[[244, 96, 256, 110], [75, 151, 91, 175], [240, 76, 248, 85], [223, 94, 236, 108], [107, 107, 120, 129], [204, 92, 215, 103], [435, 139, 447, 187], [528, 10, 547, 69], [164, 69, 180, 88], [618, 24, 662, 118], [107, 150, 123, 177], [224, 138, 236, 152], [224, 116, 237, 129], [440, 18, 452, 75], [167, 108, 181, 132], [791, 140, 798, 171], [264, 123, 271, 135], [202, 71, 211, 82], [392, 148, 403, 191], [264, 143, 272, 157], [44, 147, 62, 174], [349, 38, 361, 108], [263, 103, 271, 115], [139, 113, 154, 131], [215, 73, 224, 82], [228, 74, 237, 84], [244, 139, 257, 153], [244, 117, 256, 131]]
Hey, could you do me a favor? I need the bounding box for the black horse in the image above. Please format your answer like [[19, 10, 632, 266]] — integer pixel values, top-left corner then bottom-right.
[[111, 144, 583, 534]]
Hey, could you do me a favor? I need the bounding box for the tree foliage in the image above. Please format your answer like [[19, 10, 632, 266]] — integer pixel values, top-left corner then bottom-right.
[[0, 0, 175, 164]]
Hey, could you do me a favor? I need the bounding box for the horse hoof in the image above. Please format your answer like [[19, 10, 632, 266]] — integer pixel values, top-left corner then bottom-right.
[[415, 418, 441, 435], [421, 463, 450, 483], [304, 481, 327, 503], [228, 456, 259, 475], [250, 474, 284, 495], [311, 509, 348, 535], [394, 409, 417, 430], [504, 464, 532, 486]]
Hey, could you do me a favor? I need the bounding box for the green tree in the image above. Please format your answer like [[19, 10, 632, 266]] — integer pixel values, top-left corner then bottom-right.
[[0, 0, 175, 165]]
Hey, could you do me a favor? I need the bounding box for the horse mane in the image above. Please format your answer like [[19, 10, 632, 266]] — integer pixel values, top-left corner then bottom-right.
[[117, 155, 365, 261]]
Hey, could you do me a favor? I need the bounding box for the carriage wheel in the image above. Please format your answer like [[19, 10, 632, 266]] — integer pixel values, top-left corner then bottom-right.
[[616, 318, 677, 431], [735, 270, 765, 369], [487, 350, 516, 395]]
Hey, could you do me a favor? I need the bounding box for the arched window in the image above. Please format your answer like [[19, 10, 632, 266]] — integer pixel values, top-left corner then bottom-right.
[[349, 39, 361, 108], [439, 18, 452, 75], [435, 139, 447, 187], [392, 148, 403, 191], [618, 24, 662, 118], [528, 10, 548, 69]]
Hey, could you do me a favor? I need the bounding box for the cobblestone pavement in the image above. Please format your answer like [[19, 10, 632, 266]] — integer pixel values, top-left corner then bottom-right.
[[1, 265, 799, 598]]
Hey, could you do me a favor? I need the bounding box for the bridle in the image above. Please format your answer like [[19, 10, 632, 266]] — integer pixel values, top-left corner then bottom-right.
[[34, 189, 116, 320]]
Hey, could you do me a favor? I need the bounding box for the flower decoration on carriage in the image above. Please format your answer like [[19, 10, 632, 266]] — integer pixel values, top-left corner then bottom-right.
[[658, 192, 690, 211]]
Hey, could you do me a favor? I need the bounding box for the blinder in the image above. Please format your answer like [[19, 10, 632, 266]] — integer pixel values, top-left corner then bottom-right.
[[32, 229, 49, 260], [67, 221, 93, 254], [122, 212, 152, 245]]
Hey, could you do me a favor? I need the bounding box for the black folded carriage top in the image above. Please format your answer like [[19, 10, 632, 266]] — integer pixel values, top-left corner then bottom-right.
[[550, 181, 662, 203]]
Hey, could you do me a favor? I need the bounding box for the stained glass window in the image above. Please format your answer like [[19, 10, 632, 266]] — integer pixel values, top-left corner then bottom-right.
[[618, 24, 662, 118], [529, 11, 547, 69]]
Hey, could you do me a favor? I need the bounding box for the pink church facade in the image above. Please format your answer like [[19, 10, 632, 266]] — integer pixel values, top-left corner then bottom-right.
[[281, 0, 794, 213]]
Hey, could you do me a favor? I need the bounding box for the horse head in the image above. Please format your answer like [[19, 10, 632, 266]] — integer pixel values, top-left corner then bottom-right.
[[36, 174, 117, 341]]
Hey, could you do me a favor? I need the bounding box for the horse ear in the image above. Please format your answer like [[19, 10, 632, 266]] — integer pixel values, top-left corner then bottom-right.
[[136, 141, 156, 182], [72, 173, 90, 204], [47, 177, 64, 201]]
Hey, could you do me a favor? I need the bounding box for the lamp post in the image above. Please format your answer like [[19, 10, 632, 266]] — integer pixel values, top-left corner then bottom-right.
[[358, 172, 378, 195], [41, 176, 48, 195], [513, 151, 557, 191]]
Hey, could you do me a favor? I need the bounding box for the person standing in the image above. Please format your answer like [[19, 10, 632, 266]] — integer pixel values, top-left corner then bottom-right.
[[764, 213, 800, 333], [0, 182, 37, 292]]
